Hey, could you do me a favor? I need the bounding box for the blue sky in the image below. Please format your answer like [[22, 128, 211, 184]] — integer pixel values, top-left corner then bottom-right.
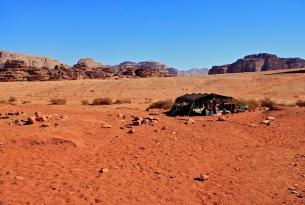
[[1, 0, 305, 69]]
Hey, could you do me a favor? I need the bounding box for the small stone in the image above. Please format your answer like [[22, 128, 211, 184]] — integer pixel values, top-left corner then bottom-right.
[[249, 123, 257, 128], [185, 118, 195, 125], [23, 117, 35, 125], [194, 174, 209, 182], [132, 120, 142, 126], [35, 116, 47, 122], [117, 113, 124, 118], [40, 124, 49, 128], [99, 168, 109, 174], [15, 176, 24, 180], [161, 126, 166, 130], [101, 123, 112, 128], [217, 116, 226, 121], [171, 131, 176, 134], [262, 120, 271, 126], [95, 197, 103, 203], [128, 129, 135, 134], [266, 116, 275, 121]]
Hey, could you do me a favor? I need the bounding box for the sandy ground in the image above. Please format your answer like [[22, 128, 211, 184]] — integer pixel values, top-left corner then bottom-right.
[[0, 71, 305, 205], [0, 71, 304, 106]]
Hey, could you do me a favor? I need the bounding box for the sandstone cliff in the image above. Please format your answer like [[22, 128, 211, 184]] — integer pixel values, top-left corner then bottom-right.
[[208, 53, 305, 75]]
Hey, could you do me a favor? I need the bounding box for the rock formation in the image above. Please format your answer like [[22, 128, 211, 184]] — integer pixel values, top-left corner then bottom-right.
[[0, 50, 178, 82], [208, 53, 305, 75], [179, 68, 209, 76]]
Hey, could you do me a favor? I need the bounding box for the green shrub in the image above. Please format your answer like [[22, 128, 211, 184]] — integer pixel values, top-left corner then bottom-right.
[[148, 99, 174, 110], [92, 98, 112, 105], [50, 98, 67, 105]]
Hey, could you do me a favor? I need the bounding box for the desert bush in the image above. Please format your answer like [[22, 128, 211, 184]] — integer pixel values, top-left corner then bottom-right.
[[22, 100, 31, 104], [296, 100, 305, 107], [8, 96, 17, 104], [92, 97, 113, 105], [260, 97, 276, 110], [0, 100, 7, 104], [114, 98, 131, 104], [50, 98, 67, 105], [144, 98, 153, 104], [81, 100, 89, 105], [148, 99, 174, 110], [246, 99, 259, 110]]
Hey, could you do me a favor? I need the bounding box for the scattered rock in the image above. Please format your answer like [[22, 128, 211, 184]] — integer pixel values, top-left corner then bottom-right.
[[101, 123, 112, 128], [40, 124, 49, 128], [185, 118, 195, 125], [35, 116, 47, 122], [99, 168, 109, 174], [128, 129, 135, 134], [194, 174, 209, 182], [95, 197, 103, 203], [23, 117, 35, 125], [117, 113, 125, 118], [266, 116, 275, 121], [14, 176, 24, 180], [217, 116, 226, 121], [262, 120, 271, 126]]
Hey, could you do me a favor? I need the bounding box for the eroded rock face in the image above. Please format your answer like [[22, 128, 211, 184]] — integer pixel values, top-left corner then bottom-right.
[[0, 50, 68, 69], [0, 51, 178, 81], [208, 53, 305, 75]]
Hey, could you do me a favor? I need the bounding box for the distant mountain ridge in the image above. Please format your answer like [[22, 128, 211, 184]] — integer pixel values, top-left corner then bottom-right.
[[179, 68, 209, 76], [208, 53, 305, 75], [0, 50, 178, 81]]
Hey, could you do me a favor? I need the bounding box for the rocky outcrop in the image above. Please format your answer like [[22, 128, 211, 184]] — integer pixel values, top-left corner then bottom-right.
[[208, 53, 305, 75], [0, 50, 68, 69], [0, 50, 178, 82]]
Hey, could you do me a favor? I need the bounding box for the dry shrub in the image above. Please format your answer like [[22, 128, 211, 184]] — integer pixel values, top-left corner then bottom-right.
[[296, 100, 305, 107], [114, 98, 131, 104], [0, 100, 7, 104], [22, 100, 31, 104], [144, 98, 153, 104], [148, 99, 174, 110], [50, 98, 67, 105], [246, 99, 259, 110], [81, 100, 89, 105], [8, 96, 17, 104], [260, 97, 276, 110], [233, 98, 259, 111], [92, 98, 112, 105]]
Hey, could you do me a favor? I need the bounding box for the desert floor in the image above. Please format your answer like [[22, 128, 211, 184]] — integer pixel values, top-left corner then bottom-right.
[[0, 71, 305, 205]]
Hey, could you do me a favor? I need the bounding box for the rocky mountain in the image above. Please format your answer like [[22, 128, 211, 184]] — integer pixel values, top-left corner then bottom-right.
[[0, 50, 68, 69], [208, 53, 305, 75], [180, 68, 209, 76], [0, 50, 178, 81]]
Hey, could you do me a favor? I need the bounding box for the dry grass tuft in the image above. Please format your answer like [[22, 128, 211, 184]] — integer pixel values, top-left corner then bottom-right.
[[296, 100, 305, 107], [50, 98, 67, 105], [260, 97, 276, 110], [148, 99, 174, 110], [8, 96, 17, 104], [114, 98, 131, 104], [81, 100, 89, 105], [92, 98, 113, 105]]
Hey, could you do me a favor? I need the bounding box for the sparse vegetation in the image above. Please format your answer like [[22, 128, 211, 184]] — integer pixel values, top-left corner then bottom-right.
[[92, 98, 113, 105], [8, 96, 17, 104], [144, 98, 153, 104], [50, 98, 67, 105], [114, 98, 131, 104], [148, 99, 174, 110], [81, 100, 89, 105], [260, 97, 276, 110], [22, 100, 31, 104], [0, 100, 8, 104], [296, 100, 305, 107], [246, 99, 259, 111]]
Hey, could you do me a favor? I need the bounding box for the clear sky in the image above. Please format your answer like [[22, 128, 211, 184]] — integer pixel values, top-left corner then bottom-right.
[[1, 0, 305, 69]]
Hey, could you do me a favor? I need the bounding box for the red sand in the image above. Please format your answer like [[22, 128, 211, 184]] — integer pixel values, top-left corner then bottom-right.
[[0, 104, 305, 204]]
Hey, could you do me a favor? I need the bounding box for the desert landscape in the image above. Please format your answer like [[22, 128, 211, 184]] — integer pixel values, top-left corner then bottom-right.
[[1, 69, 305, 205]]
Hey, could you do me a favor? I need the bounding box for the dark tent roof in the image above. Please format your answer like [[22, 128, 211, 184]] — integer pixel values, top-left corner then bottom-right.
[[175, 93, 232, 103]]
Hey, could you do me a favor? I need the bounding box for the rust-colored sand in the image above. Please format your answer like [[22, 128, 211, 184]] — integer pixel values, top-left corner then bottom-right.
[[0, 72, 305, 204]]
